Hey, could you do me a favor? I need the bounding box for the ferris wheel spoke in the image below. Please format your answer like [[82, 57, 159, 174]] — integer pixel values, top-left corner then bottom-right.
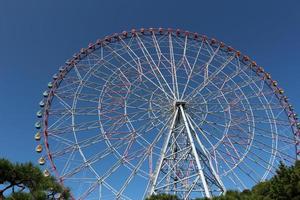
[[73, 64, 84, 81], [206, 112, 280, 130], [151, 33, 163, 62], [186, 114, 215, 149], [204, 43, 220, 85], [117, 110, 177, 198], [214, 150, 247, 189], [54, 77, 81, 91], [55, 91, 100, 103], [102, 114, 164, 151], [230, 173, 247, 191], [80, 79, 109, 93], [117, 37, 155, 87], [168, 33, 180, 98], [221, 119, 293, 151], [228, 92, 276, 111], [53, 93, 73, 111], [188, 100, 285, 111], [220, 143, 242, 165], [203, 109, 273, 129], [245, 145, 279, 174], [47, 112, 72, 130], [220, 104, 287, 114], [195, 124, 224, 146], [48, 134, 75, 148], [49, 107, 98, 116], [48, 120, 101, 136], [122, 115, 144, 158], [236, 162, 260, 184], [61, 147, 77, 176], [100, 109, 162, 128], [185, 54, 236, 102], [217, 149, 256, 182], [219, 139, 278, 176], [182, 55, 192, 77], [50, 135, 101, 159], [223, 78, 269, 104], [78, 175, 115, 200], [126, 83, 169, 103], [224, 135, 242, 158], [61, 140, 127, 180], [200, 120, 228, 140], [103, 44, 173, 100], [242, 149, 276, 177], [181, 39, 204, 98], [251, 138, 295, 161], [197, 66, 259, 102], [135, 35, 175, 99], [117, 38, 150, 85]]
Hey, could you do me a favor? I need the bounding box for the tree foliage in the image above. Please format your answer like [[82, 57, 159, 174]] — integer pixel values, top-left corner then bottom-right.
[[0, 158, 70, 200], [197, 160, 300, 200], [146, 193, 179, 200]]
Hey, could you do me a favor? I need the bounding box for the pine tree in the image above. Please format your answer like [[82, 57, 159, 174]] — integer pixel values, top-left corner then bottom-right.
[[0, 158, 70, 200]]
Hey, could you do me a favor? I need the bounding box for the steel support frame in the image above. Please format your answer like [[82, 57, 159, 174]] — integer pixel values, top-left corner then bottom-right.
[[148, 104, 225, 199]]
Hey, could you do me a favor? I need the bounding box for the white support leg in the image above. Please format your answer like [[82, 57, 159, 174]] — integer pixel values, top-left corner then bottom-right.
[[179, 105, 212, 198], [186, 114, 226, 193], [148, 108, 179, 195]]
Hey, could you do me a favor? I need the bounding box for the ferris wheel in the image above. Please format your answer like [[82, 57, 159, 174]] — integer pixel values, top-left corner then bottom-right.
[[34, 28, 300, 199]]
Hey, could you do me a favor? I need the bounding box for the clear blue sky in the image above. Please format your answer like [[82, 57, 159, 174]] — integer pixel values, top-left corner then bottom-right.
[[0, 0, 299, 166]]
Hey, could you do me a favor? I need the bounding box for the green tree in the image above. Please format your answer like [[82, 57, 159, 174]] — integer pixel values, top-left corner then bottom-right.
[[146, 193, 179, 200], [0, 158, 70, 200], [268, 161, 300, 200]]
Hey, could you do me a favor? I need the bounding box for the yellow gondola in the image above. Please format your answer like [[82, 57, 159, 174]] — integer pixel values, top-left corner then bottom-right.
[[35, 132, 41, 140], [36, 144, 43, 153]]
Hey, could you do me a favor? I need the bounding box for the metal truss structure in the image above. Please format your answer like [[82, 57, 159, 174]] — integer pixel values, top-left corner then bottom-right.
[[34, 28, 300, 200]]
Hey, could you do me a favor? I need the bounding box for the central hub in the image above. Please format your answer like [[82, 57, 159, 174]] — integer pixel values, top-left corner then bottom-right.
[[174, 100, 187, 108]]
